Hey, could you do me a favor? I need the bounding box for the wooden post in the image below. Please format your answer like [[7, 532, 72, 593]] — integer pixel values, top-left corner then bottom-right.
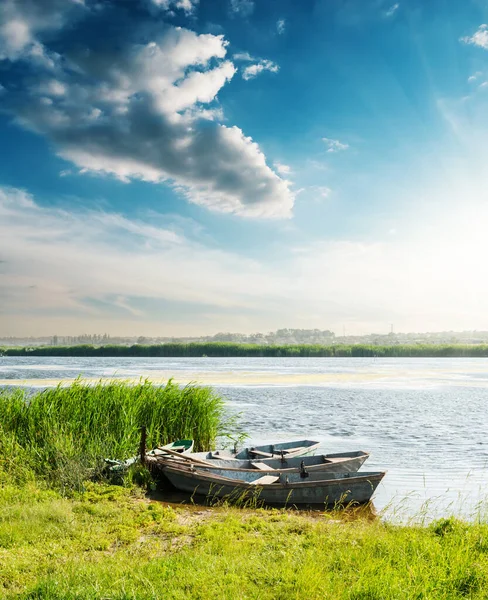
[[139, 426, 147, 466]]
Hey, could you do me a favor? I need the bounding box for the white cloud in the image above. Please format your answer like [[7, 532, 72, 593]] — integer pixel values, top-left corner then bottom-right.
[[0, 0, 83, 60], [1, 16, 293, 218], [229, 0, 254, 17], [3, 186, 488, 335], [150, 0, 199, 14], [0, 186, 289, 333], [277, 19, 286, 35], [322, 137, 349, 153], [242, 59, 279, 80], [468, 72, 482, 83], [233, 51, 254, 61], [384, 3, 399, 18], [461, 24, 488, 50], [274, 162, 291, 175]]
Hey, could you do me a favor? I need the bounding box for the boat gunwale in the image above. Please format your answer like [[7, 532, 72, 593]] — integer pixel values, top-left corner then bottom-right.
[[162, 465, 386, 489], [150, 451, 370, 473]]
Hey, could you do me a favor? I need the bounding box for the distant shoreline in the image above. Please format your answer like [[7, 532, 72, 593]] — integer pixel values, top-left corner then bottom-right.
[[3, 342, 488, 358]]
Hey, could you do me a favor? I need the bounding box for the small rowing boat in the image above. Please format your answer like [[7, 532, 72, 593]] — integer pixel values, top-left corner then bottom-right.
[[162, 463, 385, 506], [146, 439, 194, 457], [147, 450, 370, 475], [190, 439, 320, 461]]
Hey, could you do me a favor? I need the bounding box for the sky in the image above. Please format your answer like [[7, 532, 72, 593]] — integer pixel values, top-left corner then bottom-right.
[[1, 0, 488, 337]]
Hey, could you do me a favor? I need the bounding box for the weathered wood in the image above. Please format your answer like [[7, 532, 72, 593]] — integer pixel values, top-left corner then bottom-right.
[[163, 466, 386, 505], [139, 426, 147, 466], [249, 449, 273, 458], [153, 446, 214, 466], [281, 446, 306, 455], [249, 475, 280, 485], [251, 462, 276, 471]]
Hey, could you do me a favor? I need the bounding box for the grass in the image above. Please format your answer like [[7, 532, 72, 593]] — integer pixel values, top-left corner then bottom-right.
[[5, 341, 488, 357], [2, 482, 488, 599], [0, 379, 231, 491]]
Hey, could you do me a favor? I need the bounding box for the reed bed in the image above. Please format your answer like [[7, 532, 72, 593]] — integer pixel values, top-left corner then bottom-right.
[[0, 378, 228, 490], [4, 341, 488, 357]]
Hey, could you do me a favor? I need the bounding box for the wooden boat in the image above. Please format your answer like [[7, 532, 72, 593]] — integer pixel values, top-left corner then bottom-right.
[[148, 450, 370, 475], [190, 439, 320, 461], [162, 463, 385, 506], [147, 439, 194, 457], [105, 439, 194, 473]]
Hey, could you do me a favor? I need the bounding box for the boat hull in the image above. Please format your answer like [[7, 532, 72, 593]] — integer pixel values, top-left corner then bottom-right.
[[163, 467, 385, 506]]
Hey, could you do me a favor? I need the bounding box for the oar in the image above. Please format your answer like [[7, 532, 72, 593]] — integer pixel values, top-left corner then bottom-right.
[[150, 446, 214, 467]]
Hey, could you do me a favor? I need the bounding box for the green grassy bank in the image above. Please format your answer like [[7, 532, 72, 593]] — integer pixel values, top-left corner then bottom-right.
[[0, 379, 230, 491], [2, 482, 488, 599], [4, 341, 488, 357], [2, 380, 488, 598]]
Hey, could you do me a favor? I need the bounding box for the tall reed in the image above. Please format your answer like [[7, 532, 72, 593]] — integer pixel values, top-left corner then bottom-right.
[[0, 378, 229, 490], [4, 342, 488, 357]]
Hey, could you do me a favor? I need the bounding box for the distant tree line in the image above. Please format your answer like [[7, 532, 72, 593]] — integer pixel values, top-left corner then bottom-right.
[[3, 343, 488, 357]]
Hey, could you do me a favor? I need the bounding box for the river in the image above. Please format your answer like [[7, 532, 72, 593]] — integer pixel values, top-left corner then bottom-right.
[[2, 355, 488, 521]]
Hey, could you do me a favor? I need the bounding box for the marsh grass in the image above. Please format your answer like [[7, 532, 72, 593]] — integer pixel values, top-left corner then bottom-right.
[[3, 481, 488, 599], [0, 378, 230, 491], [6, 341, 488, 357]]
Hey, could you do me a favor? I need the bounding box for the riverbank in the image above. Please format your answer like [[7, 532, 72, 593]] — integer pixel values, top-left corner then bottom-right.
[[2, 381, 488, 597], [4, 341, 488, 357], [2, 482, 488, 599]]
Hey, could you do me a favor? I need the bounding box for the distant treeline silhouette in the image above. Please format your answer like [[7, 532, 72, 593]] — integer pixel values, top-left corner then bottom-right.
[[3, 343, 488, 357]]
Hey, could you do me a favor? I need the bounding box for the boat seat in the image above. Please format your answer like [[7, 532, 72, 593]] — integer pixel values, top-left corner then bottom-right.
[[281, 446, 305, 455], [251, 462, 275, 471], [171, 446, 186, 452], [249, 449, 273, 458], [250, 475, 280, 485]]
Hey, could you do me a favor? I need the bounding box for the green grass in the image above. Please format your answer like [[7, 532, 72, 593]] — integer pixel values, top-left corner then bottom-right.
[[2, 482, 488, 599], [0, 379, 231, 490], [4, 342, 488, 357]]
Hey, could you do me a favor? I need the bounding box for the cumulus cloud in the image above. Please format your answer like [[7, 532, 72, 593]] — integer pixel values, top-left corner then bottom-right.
[[274, 162, 291, 175], [242, 59, 279, 80], [0, 0, 83, 60], [277, 19, 286, 34], [461, 24, 488, 50], [150, 0, 199, 14], [322, 137, 349, 153], [0, 3, 293, 218], [233, 51, 254, 61]]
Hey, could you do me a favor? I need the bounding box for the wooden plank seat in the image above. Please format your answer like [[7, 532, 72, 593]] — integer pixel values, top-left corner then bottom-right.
[[251, 462, 276, 471], [250, 475, 280, 485], [248, 449, 273, 458], [280, 446, 306, 455]]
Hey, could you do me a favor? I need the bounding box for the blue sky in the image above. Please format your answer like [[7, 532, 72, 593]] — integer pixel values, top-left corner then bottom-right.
[[1, 0, 488, 336]]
